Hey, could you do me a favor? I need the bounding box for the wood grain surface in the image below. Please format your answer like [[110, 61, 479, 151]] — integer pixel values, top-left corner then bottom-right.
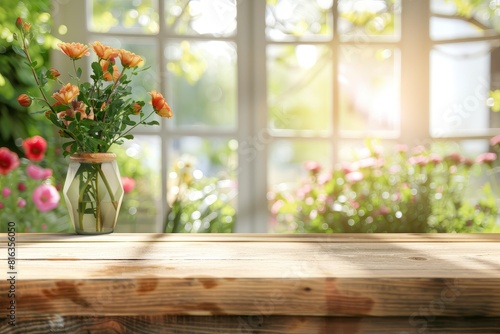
[[0, 233, 499, 333]]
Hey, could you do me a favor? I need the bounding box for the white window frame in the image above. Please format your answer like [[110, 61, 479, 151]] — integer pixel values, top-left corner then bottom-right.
[[52, 0, 499, 233]]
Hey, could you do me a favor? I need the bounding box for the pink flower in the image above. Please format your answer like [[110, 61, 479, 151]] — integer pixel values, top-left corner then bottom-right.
[[0, 147, 20, 175], [304, 161, 321, 174], [490, 135, 500, 147], [374, 206, 390, 216], [445, 153, 463, 164], [32, 184, 60, 212], [26, 164, 53, 180], [408, 155, 429, 166], [356, 157, 383, 169], [429, 154, 442, 164], [395, 144, 408, 153], [340, 162, 355, 174], [17, 198, 26, 208], [345, 171, 363, 183], [18, 182, 27, 191], [476, 152, 497, 165], [411, 145, 427, 155], [2, 187, 11, 198], [0, 202, 4, 209], [271, 200, 283, 214], [121, 176, 136, 193], [317, 172, 332, 185]]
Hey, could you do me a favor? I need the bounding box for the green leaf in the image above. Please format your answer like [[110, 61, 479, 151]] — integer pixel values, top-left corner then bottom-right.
[[12, 45, 26, 58], [91, 61, 103, 78], [77, 67, 82, 79], [123, 134, 134, 140]]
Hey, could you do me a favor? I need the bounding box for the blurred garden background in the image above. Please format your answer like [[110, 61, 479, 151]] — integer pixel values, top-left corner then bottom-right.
[[1, 0, 500, 233]]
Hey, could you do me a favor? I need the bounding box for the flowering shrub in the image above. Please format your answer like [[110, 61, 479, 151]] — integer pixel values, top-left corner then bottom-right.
[[270, 139, 499, 233], [165, 159, 236, 233], [0, 136, 69, 232]]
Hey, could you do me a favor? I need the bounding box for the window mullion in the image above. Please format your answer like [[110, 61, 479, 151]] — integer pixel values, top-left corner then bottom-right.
[[400, 0, 431, 145]]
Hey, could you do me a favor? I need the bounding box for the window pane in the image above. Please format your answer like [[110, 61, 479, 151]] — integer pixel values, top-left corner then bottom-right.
[[430, 42, 499, 137], [266, 0, 334, 41], [89, 0, 159, 33], [166, 40, 237, 129], [430, 0, 500, 40], [165, 0, 237, 36], [338, 0, 401, 41], [339, 46, 399, 134], [167, 137, 237, 233], [113, 135, 162, 232], [268, 139, 332, 187], [267, 44, 333, 132]]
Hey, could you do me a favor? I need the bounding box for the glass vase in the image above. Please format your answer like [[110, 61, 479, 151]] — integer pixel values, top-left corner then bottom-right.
[[63, 153, 124, 234]]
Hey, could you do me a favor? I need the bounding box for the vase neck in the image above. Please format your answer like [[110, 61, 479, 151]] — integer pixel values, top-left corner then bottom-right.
[[70, 152, 116, 163]]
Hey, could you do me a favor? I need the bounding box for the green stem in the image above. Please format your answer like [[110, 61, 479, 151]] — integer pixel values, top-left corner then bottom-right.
[[98, 166, 118, 211]]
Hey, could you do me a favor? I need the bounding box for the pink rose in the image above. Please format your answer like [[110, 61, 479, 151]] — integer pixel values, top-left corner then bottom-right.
[[26, 164, 53, 180], [32, 184, 60, 212]]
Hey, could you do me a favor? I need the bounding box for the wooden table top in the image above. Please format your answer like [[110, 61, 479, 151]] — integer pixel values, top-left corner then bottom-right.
[[1, 233, 500, 333]]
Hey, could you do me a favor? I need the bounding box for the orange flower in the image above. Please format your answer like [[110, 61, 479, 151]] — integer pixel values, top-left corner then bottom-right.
[[91, 41, 118, 60], [148, 90, 172, 118], [52, 83, 79, 105], [57, 110, 73, 127], [17, 94, 32, 107], [132, 103, 142, 115], [58, 101, 91, 126], [72, 101, 91, 120], [58, 42, 89, 60], [100, 60, 120, 82], [119, 49, 143, 68]]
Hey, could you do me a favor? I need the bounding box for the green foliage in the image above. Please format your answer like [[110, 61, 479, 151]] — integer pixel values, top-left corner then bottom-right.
[[0, 0, 56, 151], [165, 160, 236, 233], [270, 139, 499, 233]]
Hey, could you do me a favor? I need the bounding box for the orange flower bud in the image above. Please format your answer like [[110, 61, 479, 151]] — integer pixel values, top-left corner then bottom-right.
[[52, 83, 79, 105], [17, 94, 31, 107], [148, 90, 172, 118], [91, 41, 119, 60], [58, 42, 89, 60], [22, 22, 31, 33], [119, 49, 143, 68], [132, 102, 142, 115], [47, 68, 60, 80]]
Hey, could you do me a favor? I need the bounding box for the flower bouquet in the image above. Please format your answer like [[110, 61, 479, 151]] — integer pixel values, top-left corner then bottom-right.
[[13, 17, 173, 234]]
